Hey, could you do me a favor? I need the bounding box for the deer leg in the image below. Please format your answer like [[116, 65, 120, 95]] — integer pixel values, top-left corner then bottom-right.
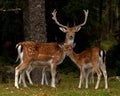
[[85, 69, 89, 89], [100, 63, 108, 89], [55, 72, 61, 84], [85, 74, 89, 89], [91, 70, 95, 84], [51, 64, 56, 88], [15, 63, 28, 89], [44, 71, 48, 85], [26, 66, 33, 85], [19, 73, 22, 84], [15, 67, 20, 89], [26, 70, 33, 85], [41, 67, 46, 85], [19, 70, 25, 85], [95, 68, 102, 89], [78, 68, 84, 88], [20, 71, 27, 87], [88, 68, 95, 84]]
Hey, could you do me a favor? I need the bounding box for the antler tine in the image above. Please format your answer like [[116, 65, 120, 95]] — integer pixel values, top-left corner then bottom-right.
[[52, 9, 67, 28], [52, 9, 57, 19], [77, 9, 89, 27]]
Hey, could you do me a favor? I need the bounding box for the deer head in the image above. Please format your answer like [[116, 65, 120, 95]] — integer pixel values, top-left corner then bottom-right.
[[52, 9, 89, 45]]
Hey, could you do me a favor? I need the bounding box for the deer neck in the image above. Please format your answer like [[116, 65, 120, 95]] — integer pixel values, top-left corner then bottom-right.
[[68, 50, 78, 64]]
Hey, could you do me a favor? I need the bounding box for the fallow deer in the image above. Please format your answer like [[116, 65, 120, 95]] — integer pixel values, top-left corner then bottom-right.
[[52, 9, 89, 45], [15, 41, 65, 88], [62, 43, 108, 89], [16, 45, 61, 86], [15, 9, 89, 88]]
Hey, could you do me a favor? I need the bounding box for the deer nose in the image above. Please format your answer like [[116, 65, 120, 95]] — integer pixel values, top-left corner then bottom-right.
[[69, 36, 73, 40]]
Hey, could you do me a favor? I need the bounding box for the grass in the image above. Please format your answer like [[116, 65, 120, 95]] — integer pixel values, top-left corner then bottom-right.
[[0, 73, 120, 96]]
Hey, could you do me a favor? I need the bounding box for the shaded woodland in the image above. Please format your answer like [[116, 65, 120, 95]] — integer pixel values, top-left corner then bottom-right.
[[0, 0, 120, 81]]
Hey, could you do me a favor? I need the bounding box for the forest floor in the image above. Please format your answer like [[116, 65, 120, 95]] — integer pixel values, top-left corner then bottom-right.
[[0, 73, 120, 96]]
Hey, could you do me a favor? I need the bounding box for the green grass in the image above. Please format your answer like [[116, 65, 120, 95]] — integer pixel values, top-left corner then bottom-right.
[[0, 73, 120, 96]]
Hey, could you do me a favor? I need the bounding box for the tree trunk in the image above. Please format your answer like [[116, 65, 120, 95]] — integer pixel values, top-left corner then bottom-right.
[[23, 0, 47, 42], [107, 0, 112, 39], [23, 0, 47, 84]]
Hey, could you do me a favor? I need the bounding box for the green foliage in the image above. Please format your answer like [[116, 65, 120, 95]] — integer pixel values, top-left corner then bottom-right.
[[101, 39, 117, 51]]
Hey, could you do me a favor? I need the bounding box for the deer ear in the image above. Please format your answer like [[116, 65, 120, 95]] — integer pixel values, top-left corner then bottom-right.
[[59, 27, 67, 33], [75, 26, 81, 32]]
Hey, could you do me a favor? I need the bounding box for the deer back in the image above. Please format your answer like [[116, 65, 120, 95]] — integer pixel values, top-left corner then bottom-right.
[[17, 41, 65, 63]]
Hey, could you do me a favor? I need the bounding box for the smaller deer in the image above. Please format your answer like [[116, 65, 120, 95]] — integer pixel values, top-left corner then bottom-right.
[[62, 43, 108, 89]]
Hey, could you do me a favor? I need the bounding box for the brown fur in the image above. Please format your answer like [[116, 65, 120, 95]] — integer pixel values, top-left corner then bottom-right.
[[62, 44, 108, 89]]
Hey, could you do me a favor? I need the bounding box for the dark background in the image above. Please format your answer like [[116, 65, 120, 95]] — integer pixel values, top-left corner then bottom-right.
[[0, 0, 120, 76]]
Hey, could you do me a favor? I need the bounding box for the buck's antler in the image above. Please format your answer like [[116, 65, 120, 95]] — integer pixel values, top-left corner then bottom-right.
[[52, 9, 67, 28]]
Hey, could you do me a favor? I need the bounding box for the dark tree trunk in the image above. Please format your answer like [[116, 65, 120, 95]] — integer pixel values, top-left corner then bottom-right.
[[23, 0, 47, 84], [23, 0, 47, 42], [97, 0, 103, 46]]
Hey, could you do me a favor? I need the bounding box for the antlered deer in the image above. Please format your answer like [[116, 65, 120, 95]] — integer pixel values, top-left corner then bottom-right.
[[52, 9, 89, 45], [62, 43, 108, 89], [15, 9, 89, 88]]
